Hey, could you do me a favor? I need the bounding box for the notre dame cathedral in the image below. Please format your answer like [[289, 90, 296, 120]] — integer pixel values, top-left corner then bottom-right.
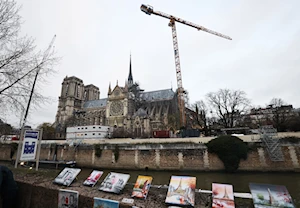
[[54, 56, 195, 138]]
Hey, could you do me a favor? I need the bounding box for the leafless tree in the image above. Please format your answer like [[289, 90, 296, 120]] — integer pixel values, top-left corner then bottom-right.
[[268, 98, 291, 131], [0, 0, 58, 120], [206, 89, 250, 128], [269, 98, 286, 108], [37, 122, 55, 140], [192, 100, 209, 135]]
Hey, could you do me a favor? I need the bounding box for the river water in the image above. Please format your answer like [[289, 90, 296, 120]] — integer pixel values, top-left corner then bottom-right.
[[78, 168, 300, 206]]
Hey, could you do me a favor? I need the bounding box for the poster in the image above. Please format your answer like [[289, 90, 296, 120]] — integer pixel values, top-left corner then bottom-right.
[[83, 170, 103, 187], [165, 175, 196, 207], [99, 172, 130, 194], [249, 183, 295, 208], [93, 197, 119, 208], [132, 175, 153, 199], [58, 189, 79, 208], [20, 130, 39, 161], [54, 168, 81, 186], [212, 183, 235, 208]]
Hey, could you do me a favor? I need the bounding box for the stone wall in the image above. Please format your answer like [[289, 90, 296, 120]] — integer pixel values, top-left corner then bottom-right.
[[1, 143, 300, 172]]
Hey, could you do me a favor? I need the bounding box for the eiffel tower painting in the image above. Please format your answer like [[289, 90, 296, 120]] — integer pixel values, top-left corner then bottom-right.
[[222, 186, 230, 199], [165, 176, 196, 206], [174, 178, 184, 192], [212, 183, 235, 208], [267, 188, 276, 205]]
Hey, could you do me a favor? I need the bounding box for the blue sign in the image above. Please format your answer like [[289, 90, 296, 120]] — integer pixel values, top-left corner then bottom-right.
[[23, 141, 36, 154], [20, 130, 39, 161], [24, 131, 38, 139]]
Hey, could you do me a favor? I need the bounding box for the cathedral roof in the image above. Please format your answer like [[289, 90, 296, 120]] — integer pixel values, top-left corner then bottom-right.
[[133, 108, 148, 117], [83, 98, 107, 108], [140, 89, 175, 102]]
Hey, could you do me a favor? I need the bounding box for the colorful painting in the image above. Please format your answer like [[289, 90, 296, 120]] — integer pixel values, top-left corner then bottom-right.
[[93, 197, 119, 208], [99, 172, 130, 194], [58, 189, 79, 208], [132, 175, 153, 199], [165, 175, 196, 207], [83, 170, 103, 187], [249, 183, 295, 208], [212, 183, 235, 208], [53, 168, 81, 186]]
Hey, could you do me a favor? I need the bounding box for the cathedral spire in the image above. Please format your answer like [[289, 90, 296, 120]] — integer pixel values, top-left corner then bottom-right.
[[128, 53, 133, 87], [108, 82, 112, 95]]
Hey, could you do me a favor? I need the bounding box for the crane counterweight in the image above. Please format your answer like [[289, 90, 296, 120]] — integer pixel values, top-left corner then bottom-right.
[[140, 4, 153, 15]]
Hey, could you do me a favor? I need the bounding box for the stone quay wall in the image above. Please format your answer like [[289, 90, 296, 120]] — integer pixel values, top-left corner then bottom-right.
[[1, 142, 300, 172]]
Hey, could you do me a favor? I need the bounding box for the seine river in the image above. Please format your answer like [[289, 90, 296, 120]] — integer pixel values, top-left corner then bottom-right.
[[79, 168, 300, 206]]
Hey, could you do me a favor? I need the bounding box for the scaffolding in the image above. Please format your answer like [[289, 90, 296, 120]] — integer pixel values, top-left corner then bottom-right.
[[259, 125, 284, 161]]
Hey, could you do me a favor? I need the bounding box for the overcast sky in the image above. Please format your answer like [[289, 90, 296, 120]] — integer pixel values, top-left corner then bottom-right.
[[8, 0, 300, 127]]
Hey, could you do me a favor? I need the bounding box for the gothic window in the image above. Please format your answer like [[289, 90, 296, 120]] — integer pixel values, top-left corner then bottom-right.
[[114, 89, 120, 96], [110, 101, 124, 116], [77, 84, 80, 98], [65, 83, 69, 96], [84, 91, 87, 101]]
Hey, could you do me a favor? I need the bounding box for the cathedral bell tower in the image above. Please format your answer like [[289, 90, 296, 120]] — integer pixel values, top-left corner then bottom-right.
[[55, 76, 84, 128]]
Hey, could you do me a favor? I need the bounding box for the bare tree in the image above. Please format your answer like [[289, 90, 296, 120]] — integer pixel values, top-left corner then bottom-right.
[[0, 119, 13, 138], [269, 98, 285, 107], [192, 100, 209, 135], [37, 122, 55, 140], [206, 89, 250, 128], [268, 98, 291, 131], [0, 0, 58, 120]]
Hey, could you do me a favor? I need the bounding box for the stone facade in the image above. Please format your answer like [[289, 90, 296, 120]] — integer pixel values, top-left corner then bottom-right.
[[54, 56, 179, 138]]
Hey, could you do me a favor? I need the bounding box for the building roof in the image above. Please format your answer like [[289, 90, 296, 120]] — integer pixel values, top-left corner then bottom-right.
[[82, 89, 174, 109], [83, 98, 107, 108], [133, 108, 148, 117], [140, 89, 175, 102]]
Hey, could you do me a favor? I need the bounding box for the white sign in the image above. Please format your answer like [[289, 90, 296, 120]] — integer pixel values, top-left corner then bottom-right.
[[20, 130, 39, 161]]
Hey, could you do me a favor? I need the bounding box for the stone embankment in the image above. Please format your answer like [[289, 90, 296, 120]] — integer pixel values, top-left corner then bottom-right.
[[1, 140, 300, 172]]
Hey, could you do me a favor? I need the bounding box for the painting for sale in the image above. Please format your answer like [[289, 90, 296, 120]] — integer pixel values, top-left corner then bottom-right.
[[58, 189, 79, 208], [99, 172, 130, 194], [212, 183, 235, 208], [93, 197, 119, 208], [249, 183, 295, 208], [83, 170, 103, 187], [53, 168, 81, 186], [165, 175, 196, 207], [132, 175, 153, 199]]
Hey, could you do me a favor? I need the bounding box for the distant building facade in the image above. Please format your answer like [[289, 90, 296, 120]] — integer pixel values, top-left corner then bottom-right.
[[54, 56, 181, 138]]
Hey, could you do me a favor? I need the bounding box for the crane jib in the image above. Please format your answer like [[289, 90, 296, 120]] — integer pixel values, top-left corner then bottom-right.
[[140, 4, 232, 128]]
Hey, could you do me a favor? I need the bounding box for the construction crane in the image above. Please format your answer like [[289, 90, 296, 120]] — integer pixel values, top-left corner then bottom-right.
[[140, 4, 231, 128]]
